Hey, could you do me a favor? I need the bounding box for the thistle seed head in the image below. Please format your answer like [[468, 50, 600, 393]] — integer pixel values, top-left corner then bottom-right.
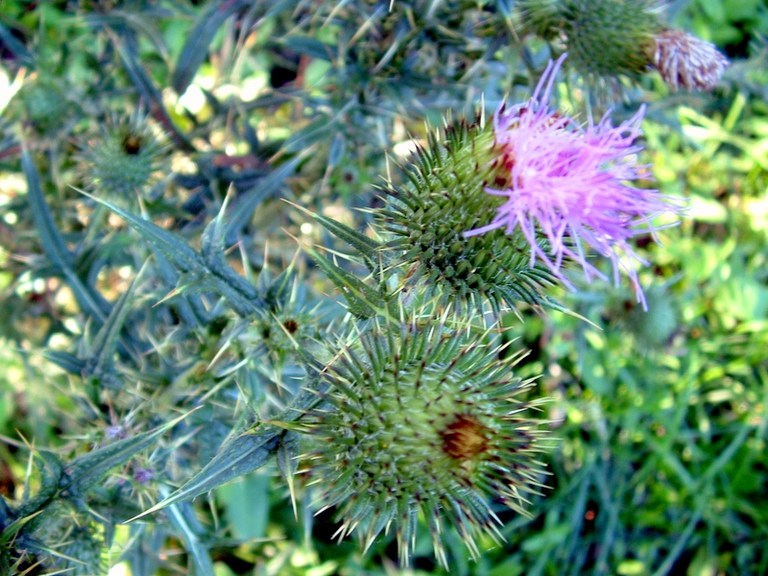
[[304, 316, 548, 567]]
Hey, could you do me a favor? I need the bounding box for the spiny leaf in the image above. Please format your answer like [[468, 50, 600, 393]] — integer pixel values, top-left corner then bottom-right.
[[131, 424, 282, 519], [303, 244, 389, 319], [15, 450, 63, 519], [79, 191, 264, 317], [276, 431, 300, 519], [152, 248, 207, 329], [132, 375, 326, 517], [201, 193, 260, 302]]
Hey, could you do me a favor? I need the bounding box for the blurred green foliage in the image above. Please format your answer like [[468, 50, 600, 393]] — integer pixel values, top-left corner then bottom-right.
[[0, 0, 766, 574]]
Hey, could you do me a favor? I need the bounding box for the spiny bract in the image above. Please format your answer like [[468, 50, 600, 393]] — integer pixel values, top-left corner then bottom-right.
[[304, 315, 548, 567]]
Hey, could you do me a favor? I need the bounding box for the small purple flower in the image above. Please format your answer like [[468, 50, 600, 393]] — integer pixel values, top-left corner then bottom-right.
[[133, 467, 155, 484], [465, 54, 684, 309]]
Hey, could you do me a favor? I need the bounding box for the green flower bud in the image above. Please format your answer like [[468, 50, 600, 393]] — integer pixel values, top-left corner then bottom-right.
[[562, 0, 661, 79], [380, 117, 556, 313], [17, 76, 78, 134], [305, 315, 548, 566], [78, 111, 167, 200]]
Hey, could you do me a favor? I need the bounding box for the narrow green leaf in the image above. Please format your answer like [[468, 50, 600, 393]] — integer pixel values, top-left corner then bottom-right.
[[40, 351, 86, 375], [84, 11, 170, 63], [160, 488, 215, 576], [282, 116, 340, 154], [281, 36, 337, 62], [85, 261, 148, 378], [172, 0, 252, 94], [224, 152, 308, 244], [111, 33, 194, 151], [0, 24, 35, 68], [132, 424, 282, 518], [23, 151, 107, 322], [217, 472, 271, 540]]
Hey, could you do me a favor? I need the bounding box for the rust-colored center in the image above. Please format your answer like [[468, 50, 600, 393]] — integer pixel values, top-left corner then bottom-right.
[[440, 414, 490, 461], [122, 134, 143, 155]]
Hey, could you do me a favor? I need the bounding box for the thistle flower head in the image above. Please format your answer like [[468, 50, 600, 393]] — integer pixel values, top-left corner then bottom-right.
[[651, 29, 729, 91], [17, 76, 78, 134], [78, 110, 167, 200], [465, 54, 685, 310], [304, 316, 547, 567]]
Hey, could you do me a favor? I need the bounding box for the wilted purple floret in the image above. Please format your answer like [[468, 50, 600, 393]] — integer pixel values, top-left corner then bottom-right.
[[465, 54, 684, 309]]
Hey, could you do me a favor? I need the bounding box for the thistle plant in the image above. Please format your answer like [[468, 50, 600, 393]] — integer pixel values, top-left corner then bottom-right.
[[1, 1, 759, 574], [382, 55, 683, 311], [303, 313, 547, 566]]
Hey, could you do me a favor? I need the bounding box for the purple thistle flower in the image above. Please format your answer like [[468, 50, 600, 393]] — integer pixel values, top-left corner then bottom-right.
[[465, 54, 684, 309]]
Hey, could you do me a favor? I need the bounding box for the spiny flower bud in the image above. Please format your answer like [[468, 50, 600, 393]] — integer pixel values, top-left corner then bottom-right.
[[380, 113, 557, 313], [78, 111, 166, 200], [562, 0, 661, 79], [17, 76, 78, 134], [304, 316, 548, 567], [651, 29, 729, 91]]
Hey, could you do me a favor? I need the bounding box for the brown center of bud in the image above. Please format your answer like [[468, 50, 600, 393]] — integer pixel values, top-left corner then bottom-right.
[[122, 134, 143, 155], [283, 318, 299, 333], [440, 414, 490, 461]]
